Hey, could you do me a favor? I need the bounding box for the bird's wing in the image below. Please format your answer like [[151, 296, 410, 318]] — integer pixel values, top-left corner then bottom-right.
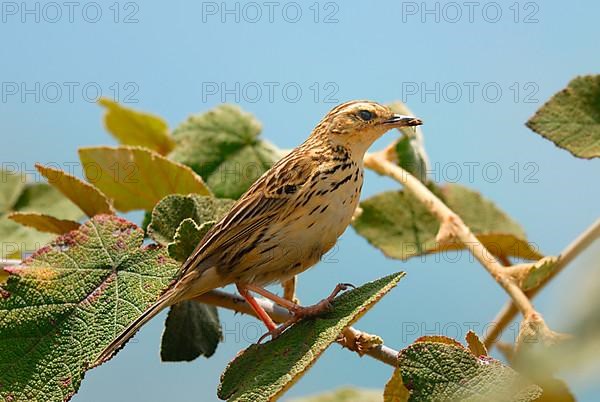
[[178, 149, 318, 278]]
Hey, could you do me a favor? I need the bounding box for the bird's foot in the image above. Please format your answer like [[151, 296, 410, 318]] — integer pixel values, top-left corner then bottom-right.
[[257, 282, 355, 343]]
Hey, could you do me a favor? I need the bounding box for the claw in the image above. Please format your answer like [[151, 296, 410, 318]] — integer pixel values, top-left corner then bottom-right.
[[255, 282, 355, 343]]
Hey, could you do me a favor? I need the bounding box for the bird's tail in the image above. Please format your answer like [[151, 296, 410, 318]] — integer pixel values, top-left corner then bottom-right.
[[95, 288, 179, 365]]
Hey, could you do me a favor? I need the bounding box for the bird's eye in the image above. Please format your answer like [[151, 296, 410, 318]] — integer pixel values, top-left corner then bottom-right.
[[358, 110, 374, 121]]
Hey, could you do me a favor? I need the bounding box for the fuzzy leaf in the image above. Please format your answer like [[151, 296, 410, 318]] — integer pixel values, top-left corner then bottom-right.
[[160, 300, 222, 362], [0, 179, 83, 259], [399, 341, 542, 401], [98, 98, 175, 155], [218, 272, 405, 402], [8, 212, 80, 234], [170, 104, 281, 199], [526, 75, 600, 159], [79, 146, 211, 212], [0, 215, 179, 402], [147, 194, 232, 362], [147, 193, 233, 246], [167, 218, 215, 262], [36, 163, 114, 217], [353, 183, 542, 261]]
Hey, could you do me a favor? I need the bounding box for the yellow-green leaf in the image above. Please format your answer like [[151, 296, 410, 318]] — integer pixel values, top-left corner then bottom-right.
[[352, 184, 542, 261], [79, 146, 211, 212], [465, 330, 488, 357], [99, 97, 175, 155], [36, 163, 114, 217], [520, 256, 558, 291], [526, 75, 600, 159], [290, 387, 382, 402], [218, 272, 405, 402], [384, 369, 410, 402], [0, 172, 84, 259], [8, 212, 80, 234]]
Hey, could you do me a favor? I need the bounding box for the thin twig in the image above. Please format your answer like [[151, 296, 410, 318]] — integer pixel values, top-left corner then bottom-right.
[[363, 149, 539, 319], [196, 290, 400, 367], [484, 217, 600, 348]]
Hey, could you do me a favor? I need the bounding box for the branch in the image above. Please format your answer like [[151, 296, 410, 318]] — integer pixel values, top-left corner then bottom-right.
[[196, 289, 400, 367], [484, 217, 600, 348], [364, 148, 540, 319]]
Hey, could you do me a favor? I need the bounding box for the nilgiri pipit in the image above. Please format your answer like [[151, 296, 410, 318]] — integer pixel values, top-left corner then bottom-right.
[[98, 100, 422, 361]]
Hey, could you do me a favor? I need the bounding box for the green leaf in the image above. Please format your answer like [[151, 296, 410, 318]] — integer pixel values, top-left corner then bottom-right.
[[147, 193, 234, 246], [0, 215, 179, 402], [526, 75, 600, 159], [352, 183, 542, 261], [0, 179, 84, 259], [160, 300, 222, 361], [218, 272, 405, 402], [399, 341, 542, 401], [520, 256, 558, 291], [79, 146, 211, 212], [289, 387, 383, 402], [167, 218, 215, 262], [98, 97, 175, 155], [147, 194, 232, 362], [388, 101, 429, 183], [170, 104, 281, 199], [36, 163, 114, 217]]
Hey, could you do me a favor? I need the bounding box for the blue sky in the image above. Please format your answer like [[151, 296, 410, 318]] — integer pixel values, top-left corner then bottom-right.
[[1, 1, 599, 400]]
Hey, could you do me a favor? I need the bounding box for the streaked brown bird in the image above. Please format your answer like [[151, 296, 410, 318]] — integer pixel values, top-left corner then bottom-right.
[[98, 100, 422, 362]]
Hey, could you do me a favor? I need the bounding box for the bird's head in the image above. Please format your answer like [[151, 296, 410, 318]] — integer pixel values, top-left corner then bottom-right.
[[316, 100, 422, 156]]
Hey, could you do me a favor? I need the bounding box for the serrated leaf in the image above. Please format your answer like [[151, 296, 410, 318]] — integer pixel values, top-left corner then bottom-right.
[[399, 341, 542, 401], [520, 257, 558, 291], [168, 218, 215, 262], [290, 387, 383, 402], [466, 330, 488, 357], [79, 146, 211, 212], [36, 163, 114, 217], [147, 194, 232, 363], [160, 300, 222, 362], [170, 104, 281, 199], [384, 369, 410, 402], [218, 272, 405, 402], [98, 97, 175, 155], [526, 75, 600, 159], [0, 215, 179, 402], [352, 183, 542, 261], [147, 193, 234, 246], [0, 180, 84, 259], [8, 212, 80, 234]]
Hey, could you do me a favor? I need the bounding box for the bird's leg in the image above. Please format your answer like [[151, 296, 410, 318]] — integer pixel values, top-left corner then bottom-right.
[[246, 283, 355, 342], [236, 284, 277, 332], [282, 276, 299, 304]]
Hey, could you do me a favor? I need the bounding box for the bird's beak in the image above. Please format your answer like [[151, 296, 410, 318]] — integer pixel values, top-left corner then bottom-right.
[[382, 114, 423, 127]]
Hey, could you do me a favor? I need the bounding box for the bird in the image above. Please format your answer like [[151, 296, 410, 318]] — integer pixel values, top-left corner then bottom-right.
[[97, 100, 422, 363]]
